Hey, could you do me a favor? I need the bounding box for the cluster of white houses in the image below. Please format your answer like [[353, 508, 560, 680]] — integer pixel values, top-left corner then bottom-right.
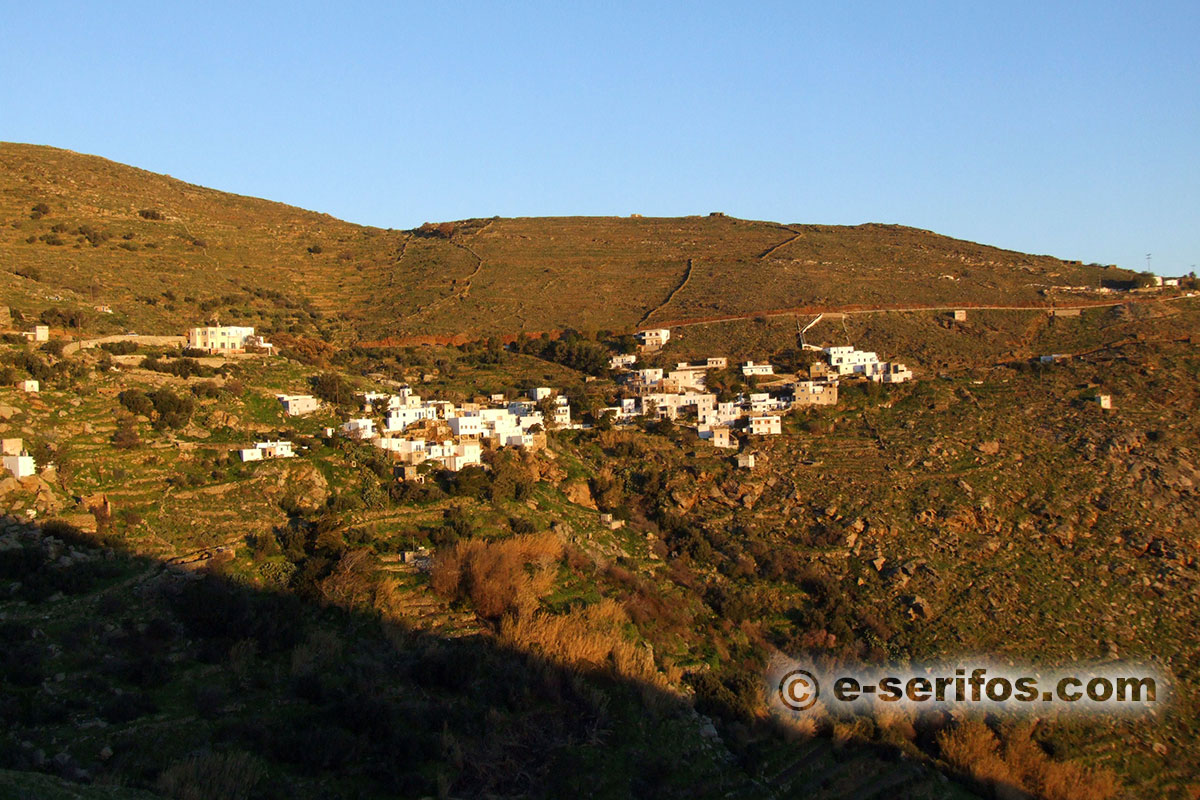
[[246, 384, 572, 473], [232, 324, 913, 473], [338, 385, 569, 472], [602, 344, 913, 449]]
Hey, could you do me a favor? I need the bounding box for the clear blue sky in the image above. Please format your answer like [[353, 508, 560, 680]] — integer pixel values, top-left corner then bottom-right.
[[3, 2, 1197, 273]]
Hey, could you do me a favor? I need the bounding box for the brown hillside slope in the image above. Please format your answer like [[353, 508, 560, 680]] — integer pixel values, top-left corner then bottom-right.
[[0, 143, 1138, 341]]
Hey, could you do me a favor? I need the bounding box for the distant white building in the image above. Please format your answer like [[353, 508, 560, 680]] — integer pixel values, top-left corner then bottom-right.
[[877, 363, 913, 384], [277, 394, 320, 416], [824, 346, 880, 376], [3, 451, 35, 479], [735, 452, 756, 469], [953, 310, 967, 321], [634, 368, 664, 385], [447, 414, 483, 438], [742, 361, 775, 377], [1164, 278, 1180, 287], [638, 328, 671, 349], [529, 387, 553, 402], [609, 354, 638, 370], [342, 418, 376, 439], [19, 379, 39, 393], [749, 416, 782, 436], [240, 440, 296, 462], [187, 325, 271, 354], [1095, 394, 1113, 409], [383, 406, 437, 432], [22, 325, 49, 343]]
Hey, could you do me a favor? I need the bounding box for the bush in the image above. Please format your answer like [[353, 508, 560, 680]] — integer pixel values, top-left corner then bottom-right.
[[139, 208, 165, 220], [430, 533, 564, 619], [100, 340, 139, 355], [157, 750, 266, 800], [119, 388, 156, 418]]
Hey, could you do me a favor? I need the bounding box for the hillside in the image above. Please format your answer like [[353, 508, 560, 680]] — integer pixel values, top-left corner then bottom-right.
[[0, 143, 1140, 343], [1, 142, 1194, 800]]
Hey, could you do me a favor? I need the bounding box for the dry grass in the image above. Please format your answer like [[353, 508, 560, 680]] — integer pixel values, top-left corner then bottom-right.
[[157, 750, 265, 800], [937, 719, 1120, 800], [430, 532, 564, 619], [500, 598, 676, 689]]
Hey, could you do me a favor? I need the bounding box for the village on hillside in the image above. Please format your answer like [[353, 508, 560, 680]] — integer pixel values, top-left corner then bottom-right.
[[159, 324, 918, 481]]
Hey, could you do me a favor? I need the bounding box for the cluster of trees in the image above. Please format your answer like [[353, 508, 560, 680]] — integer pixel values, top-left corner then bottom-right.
[[140, 355, 216, 380], [514, 330, 612, 376], [118, 387, 195, 429]]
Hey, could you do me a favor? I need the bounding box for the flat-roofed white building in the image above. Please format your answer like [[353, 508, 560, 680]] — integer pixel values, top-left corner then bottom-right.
[[277, 394, 320, 416], [530, 387, 553, 401], [742, 361, 775, 377], [877, 363, 913, 383], [19, 379, 39, 393], [447, 414, 483, 438], [638, 328, 670, 349], [383, 406, 437, 432], [240, 440, 296, 462], [187, 325, 259, 353], [342, 418, 376, 439], [824, 346, 880, 376], [3, 452, 35, 479], [609, 354, 638, 370], [749, 416, 782, 435]]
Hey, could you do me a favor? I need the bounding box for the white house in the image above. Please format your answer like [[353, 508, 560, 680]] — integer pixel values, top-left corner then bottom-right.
[[824, 346, 880, 376], [638, 328, 671, 349], [3, 452, 35, 479], [1095, 394, 1113, 409], [23, 325, 50, 343], [706, 357, 728, 369], [530, 387, 553, 402], [1164, 278, 1180, 287], [240, 440, 296, 462], [742, 361, 775, 377], [19, 379, 39, 393], [735, 452, 756, 469], [277, 394, 320, 416], [634, 368, 664, 385], [342, 418, 376, 439], [609, 354, 638, 370], [187, 325, 265, 353], [383, 406, 437, 432], [877, 363, 913, 384], [711, 428, 736, 449], [447, 414, 484, 438], [749, 416, 782, 436], [953, 310, 967, 321]]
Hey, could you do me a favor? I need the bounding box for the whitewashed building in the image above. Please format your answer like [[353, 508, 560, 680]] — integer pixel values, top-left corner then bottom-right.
[[824, 346, 880, 376], [240, 440, 296, 462], [277, 394, 320, 416], [187, 325, 271, 353], [3, 451, 35, 479], [638, 328, 671, 349], [749, 416, 782, 436], [742, 361, 775, 377]]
